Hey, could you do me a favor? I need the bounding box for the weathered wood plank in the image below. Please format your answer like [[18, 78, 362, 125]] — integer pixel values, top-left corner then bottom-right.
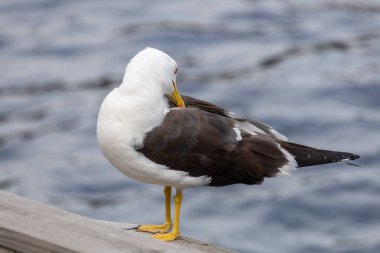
[[0, 246, 15, 253], [0, 191, 234, 253], [96, 221, 235, 253]]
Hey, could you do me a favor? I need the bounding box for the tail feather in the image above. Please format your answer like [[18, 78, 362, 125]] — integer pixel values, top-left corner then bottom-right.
[[279, 141, 360, 167]]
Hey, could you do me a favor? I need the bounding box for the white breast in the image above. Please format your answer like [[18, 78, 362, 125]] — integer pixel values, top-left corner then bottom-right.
[[96, 88, 211, 189]]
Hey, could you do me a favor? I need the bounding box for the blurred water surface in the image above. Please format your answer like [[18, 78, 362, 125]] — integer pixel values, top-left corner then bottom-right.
[[1, 0, 380, 252]]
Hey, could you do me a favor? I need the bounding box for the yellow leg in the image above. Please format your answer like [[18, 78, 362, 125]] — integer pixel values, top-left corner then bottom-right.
[[152, 189, 182, 242], [137, 186, 172, 233]]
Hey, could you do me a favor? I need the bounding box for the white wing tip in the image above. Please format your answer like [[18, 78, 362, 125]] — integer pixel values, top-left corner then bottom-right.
[[233, 127, 243, 141], [270, 129, 288, 141], [277, 144, 298, 176]]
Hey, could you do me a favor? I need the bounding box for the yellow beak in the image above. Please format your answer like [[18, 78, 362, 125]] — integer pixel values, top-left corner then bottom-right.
[[169, 82, 186, 107]]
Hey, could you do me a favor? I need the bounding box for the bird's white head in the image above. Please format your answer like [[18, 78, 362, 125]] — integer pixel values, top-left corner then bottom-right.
[[121, 47, 185, 107]]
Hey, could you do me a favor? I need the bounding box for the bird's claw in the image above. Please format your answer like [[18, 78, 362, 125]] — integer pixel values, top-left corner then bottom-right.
[[137, 223, 172, 234], [151, 231, 179, 242]]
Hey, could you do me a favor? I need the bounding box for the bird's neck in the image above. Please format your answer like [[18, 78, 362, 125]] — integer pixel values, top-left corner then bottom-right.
[[98, 83, 169, 148]]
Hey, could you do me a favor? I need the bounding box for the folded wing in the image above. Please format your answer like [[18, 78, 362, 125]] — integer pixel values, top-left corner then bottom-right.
[[137, 108, 296, 186]]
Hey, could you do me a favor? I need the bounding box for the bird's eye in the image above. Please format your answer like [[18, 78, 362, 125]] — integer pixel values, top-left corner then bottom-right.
[[174, 67, 178, 75]]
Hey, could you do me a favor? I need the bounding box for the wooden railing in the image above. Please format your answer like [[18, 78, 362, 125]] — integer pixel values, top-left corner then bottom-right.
[[0, 190, 234, 253]]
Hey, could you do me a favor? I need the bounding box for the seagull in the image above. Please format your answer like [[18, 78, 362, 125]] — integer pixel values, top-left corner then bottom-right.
[[97, 47, 359, 242]]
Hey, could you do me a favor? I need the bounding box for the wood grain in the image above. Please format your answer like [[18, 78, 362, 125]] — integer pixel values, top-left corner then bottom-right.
[[0, 191, 234, 253]]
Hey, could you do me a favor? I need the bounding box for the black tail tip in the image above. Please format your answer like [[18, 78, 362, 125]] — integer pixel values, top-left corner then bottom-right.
[[349, 154, 360, 160]]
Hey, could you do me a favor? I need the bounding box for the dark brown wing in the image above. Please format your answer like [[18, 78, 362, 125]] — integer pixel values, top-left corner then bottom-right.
[[170, 95, 288, 141], [179, 96, 360, 165], [163, 96, 359, 185], [137, 108, 291, 186]]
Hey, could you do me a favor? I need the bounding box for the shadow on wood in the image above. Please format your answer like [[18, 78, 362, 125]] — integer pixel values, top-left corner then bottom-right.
[[0, 190, 234, 253]]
